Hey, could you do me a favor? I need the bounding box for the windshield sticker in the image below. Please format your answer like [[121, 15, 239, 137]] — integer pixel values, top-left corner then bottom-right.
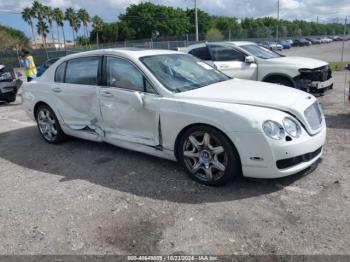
[[197, 62, 214, 70]]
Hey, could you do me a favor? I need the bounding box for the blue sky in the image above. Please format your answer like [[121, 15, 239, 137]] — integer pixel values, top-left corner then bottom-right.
[[0, 0, 349, 41]]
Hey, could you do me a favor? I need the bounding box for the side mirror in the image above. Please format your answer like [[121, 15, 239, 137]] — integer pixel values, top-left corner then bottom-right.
[[129, 91, 144, 111], [245, 56, 255, 64], [345, 64, 350, 71]]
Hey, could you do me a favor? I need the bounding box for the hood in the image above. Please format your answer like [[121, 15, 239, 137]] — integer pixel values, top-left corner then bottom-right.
[[176, 78, 316, 115], [266, 56, 328, 69]]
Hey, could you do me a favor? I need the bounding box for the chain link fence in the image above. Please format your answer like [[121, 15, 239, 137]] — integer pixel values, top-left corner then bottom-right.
[[0, 33, 345, 71]]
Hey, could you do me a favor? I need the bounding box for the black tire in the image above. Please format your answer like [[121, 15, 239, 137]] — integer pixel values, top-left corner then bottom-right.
[[177, 125, 241, 186], [6, 94, 16, 103], [36, 104, 66, 144], [265, 76, 294, 87]]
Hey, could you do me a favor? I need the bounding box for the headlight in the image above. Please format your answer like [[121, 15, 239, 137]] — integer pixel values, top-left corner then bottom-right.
[[262, 120, 285, 140], [283, 117, 302, 138]]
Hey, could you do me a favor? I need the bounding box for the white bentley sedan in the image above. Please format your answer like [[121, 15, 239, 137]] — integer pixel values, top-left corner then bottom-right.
[[22, 48, 326, 186]]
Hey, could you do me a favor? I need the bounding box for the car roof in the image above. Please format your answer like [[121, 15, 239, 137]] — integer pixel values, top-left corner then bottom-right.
[[61, 48, 181, 62]]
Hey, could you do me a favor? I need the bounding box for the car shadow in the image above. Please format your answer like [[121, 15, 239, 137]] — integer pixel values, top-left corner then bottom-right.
[[0, 126, 319, 204], [325, 113, 350, 129]]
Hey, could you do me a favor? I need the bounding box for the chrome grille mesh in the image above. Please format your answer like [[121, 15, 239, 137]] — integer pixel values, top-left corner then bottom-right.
[[304, 102, 323, 130]]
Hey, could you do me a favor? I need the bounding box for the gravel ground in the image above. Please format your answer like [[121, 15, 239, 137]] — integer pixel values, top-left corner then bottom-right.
[[281, 41, 350, 62], [0, 49, 349, 255]]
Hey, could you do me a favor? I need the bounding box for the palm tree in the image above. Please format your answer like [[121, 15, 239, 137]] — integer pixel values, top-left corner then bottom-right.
[[21, 7, 37, 48], [65, 8, 80, 45], [32, 1, 43, 20], [42, 6, 54, 44], [78, 9, 90, 46], [92, 15, 103, 47], [53, 8, 65, 49], [36, 20, 49, 48]]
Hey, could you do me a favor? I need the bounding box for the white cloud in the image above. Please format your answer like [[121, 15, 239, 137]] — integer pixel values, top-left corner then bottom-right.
[[0, 0, 348, 22]]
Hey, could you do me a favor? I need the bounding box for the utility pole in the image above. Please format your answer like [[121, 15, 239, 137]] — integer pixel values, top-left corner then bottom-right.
[[195, 0, 199, 41], [341, 17, 347, 63], [276, 0, 280, 42]]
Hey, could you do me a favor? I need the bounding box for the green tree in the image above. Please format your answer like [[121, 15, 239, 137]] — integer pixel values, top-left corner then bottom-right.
[[0, 25, 29, 50], [186, 8, 211, 36], [206, 28, 224, 40], [53, 8, 65, 47], [21, 7, 37, 47], [36, 20, 49, 47], [65, 8, 81, 44], [92, 15, 103, 46], [78, 9, 90, 43], [119, 2, 189, 39], [42, 6, 54, 42]]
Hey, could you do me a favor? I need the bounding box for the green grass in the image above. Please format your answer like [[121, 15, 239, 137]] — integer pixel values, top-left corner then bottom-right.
[[329, 61, 350, 71]]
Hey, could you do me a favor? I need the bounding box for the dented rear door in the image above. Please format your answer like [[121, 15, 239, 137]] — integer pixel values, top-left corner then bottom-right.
[[51, 56, 103, 132]]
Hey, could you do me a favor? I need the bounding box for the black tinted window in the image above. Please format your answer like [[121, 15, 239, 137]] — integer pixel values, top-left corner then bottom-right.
[[189, 47, 211, 60], [210, 45, 245, 62], [65, 57, 100, 85], [106, 57, 154, 93], [55, 62, 66, 83]]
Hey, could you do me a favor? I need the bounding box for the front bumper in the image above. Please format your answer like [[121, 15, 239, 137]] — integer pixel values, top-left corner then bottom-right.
[[228, 125, 326, 179], [0, 82, 18, 101], [310, 77, 333, 90]]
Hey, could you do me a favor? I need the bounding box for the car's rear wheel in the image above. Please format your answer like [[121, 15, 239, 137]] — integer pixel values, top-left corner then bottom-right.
[[36, 105, 66, 144], [178, 125, 241, 186]]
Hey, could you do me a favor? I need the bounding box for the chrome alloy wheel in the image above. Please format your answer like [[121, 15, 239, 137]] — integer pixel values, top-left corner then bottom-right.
[[182, 131, 228, 182], [37, 108, 58, 142]]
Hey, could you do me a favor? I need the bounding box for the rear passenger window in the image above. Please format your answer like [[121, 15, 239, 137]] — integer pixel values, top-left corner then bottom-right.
[[55, 62, 66, 83], [189, 47, 212, 60], [210, 45, 245, 62], [65, 57, 100, 85]]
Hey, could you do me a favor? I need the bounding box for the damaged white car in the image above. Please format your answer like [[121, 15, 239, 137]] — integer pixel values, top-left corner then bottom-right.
[[22, 49, 326, 186]]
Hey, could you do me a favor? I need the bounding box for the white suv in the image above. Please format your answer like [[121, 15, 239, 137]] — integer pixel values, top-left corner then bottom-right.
[[180, 41, 333, 93]]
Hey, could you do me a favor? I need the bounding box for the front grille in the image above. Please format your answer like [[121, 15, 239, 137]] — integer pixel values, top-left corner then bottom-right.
[[304, 102, 323, 130], [276, 147, 322, 169], [300, 66, 332, 82]]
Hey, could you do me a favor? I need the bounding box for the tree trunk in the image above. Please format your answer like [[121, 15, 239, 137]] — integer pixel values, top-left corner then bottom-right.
[[62, 26, 67, 52], [56, 24, 60, 49], [72, 28, 75, 46], [96, 31, 99, 48], [43, 36, 49, 59], [50, 24, 54, 46], [31, 24, 37, 49]]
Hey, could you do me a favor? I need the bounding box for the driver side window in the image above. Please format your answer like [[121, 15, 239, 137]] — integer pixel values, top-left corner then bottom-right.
[[106, 57, 155, 93]]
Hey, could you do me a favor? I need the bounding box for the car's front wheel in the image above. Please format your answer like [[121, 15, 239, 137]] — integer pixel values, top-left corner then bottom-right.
[[36, 105, 66, 144], [178, 125, 241, 186]]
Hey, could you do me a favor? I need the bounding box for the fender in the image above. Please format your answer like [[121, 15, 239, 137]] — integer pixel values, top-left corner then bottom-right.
[[262, 73, 297, 88]]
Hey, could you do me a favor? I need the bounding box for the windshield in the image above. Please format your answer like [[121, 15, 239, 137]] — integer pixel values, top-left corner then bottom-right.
[[240, 44, 282, 59], [140, 54, 230, 92]]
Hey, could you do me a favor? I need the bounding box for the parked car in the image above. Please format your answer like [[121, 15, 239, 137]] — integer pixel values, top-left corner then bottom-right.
[[21, 48, 326, 186], [306, 38, 322, 44], [292, 38, 311, 47], [257, 41, 270, 49], [0, 65, 21, 103], [257, 41, 283, 51], [320, 37, 332, 43], [180, 41, 333, 93], [36, 57, 61, 77], [279, 40, 291, 49], [333, 36, 345, 41], [268, 42, 283, 51], [286, 39, 294, 45]]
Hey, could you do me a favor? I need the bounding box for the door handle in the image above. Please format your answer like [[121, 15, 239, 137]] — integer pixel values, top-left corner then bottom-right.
[[52, 87, 62, 93], [219, 64, 229, 69], [102, 91, 113, 97]]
